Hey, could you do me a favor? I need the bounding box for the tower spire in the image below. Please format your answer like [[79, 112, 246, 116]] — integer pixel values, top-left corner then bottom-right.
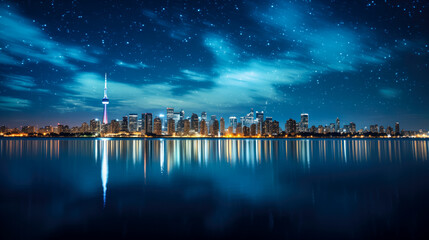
[[104, 73, 107, 98], [102, 73, 109, 125]]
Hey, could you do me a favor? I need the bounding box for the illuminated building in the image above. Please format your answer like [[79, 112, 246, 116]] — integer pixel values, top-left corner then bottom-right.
[[250, 123, 256, 136], [120, 116, 128, 132], [166, 107, 174, 130], [343, 124, 350, 133], [102, 73, 109, 125], [370, 124, 378, 133], [90, 119, 101, 133], [395, 122, 400, 134], [329, 123, 335, 133], [236, 122, 242, 135], [167, 108, 174, 120], [137, 119, 142, 131], [379, 125, 385, 133], [299, 113, 309, 132], [350, 122, 356, 134], [200, 119, 207, 136], [167, 119, 175, 135], [310, 125, 317, 134], [318, 125, 324, 134], [141, 113, 146, 134], [229, 116, 237, 133], [79, 122, 89, 132], [128, 114, 138, 132], [386, 126, 393, 135], [180, 109, 185, 120], [178, 120, 185, 135], [109, 120, 120, 133], [244, 108, 254, 127], [220, 117, 225, 135], [212, 119, 219, 136], [271, 120, 279, 135], [153, 117, 162, 135], [183, 119, 190, 135], [201, 112, 207, 121], [243, 126, 250, 136], [335, 117, 340, 132], [286, 119, 296, 134], [209, 115, 216, 134], [190, 113, 198, 132], [227, 126, 233, 134], [173, 112, 180, 129], [22, 126, 35, 134], [263, 117, 272, 135], [145, 113, 153, 134], [256, 111, 264, 133]]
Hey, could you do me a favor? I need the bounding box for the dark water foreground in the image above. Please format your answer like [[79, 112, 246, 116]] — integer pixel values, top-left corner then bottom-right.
[[0, 138, 428, 239]]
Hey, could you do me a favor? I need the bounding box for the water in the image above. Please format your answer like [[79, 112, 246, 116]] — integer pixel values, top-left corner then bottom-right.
[[1, 138, 429, 239]]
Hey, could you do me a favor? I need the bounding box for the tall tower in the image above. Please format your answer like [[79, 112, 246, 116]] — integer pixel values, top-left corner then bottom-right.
[[102, 73, 109, 125]]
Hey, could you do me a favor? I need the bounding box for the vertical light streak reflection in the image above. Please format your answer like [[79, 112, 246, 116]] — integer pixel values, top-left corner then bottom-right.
[[101, 139, 108, 208], [306, 140, 310, 168], [343, 140, 347, 163], [160, 139, 165, 174]]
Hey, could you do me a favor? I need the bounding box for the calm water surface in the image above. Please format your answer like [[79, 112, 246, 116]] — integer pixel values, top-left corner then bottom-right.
[[1, 138, 429, 239]]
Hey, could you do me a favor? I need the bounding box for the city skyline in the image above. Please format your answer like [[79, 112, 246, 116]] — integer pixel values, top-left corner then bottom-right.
[[0, 1, 428, 130], [0, 69, 424, 133]]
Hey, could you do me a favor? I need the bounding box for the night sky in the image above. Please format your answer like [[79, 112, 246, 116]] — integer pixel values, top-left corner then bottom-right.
[[0, 0, 428, 130]]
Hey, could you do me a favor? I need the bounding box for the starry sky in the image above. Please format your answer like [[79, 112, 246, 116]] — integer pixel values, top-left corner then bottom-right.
[[0, 0, 428, 130]]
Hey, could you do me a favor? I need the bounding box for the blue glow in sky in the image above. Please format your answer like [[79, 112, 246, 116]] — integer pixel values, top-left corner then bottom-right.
[[0, 0, 428, 129]]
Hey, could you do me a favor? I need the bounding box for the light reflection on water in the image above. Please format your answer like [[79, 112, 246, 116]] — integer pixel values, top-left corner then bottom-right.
[[0, 138, 429, 239]]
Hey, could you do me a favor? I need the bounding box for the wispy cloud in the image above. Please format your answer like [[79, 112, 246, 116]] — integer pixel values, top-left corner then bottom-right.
[[114, 59, 148, 69], [0, 7, 97, 70], [380, 88, 401, 99], [253, 1, 390, 72], [0, 96, 31, 111], [1, 74, 49, 93], [142, 9, 191, 41], [178, 69, 210, 82]]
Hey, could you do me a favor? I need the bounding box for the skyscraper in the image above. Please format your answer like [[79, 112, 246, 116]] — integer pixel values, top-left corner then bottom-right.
[[183, 119, 190, 135], [102, 73, 109, 125], [256, 111, 264, 129], [166, 108, 174, 129], [209, 115, 216, 134], [128, 114, 138, 132], [286, 119, 297, 134], [229, 116, 237, 133], [145, 113, 153, 134], [335, 117, 340, 132], [220, 117, 225, 135], [395, 122, 400, 134], [109, 120, 120, 133], [350, 122, 356, 134], [191, 113, 199, 132], [141, 113, 146, 133], [250, 124, 256, 136], [200, 119, 207, 136], [153, 117, 162, 135], [180, 109, 185, 120], [90, 119, 101, 133], [173, 112, 180, 129], [121, 116, 128, 132], [271, 120, 279, 135], [212, 119, 219, 136], [299, 113, 309, 132], [245, 108, 254, 127], [167, 119, 175, 135], [167, 108, 174, 120], [201, 112, 207, 121]]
